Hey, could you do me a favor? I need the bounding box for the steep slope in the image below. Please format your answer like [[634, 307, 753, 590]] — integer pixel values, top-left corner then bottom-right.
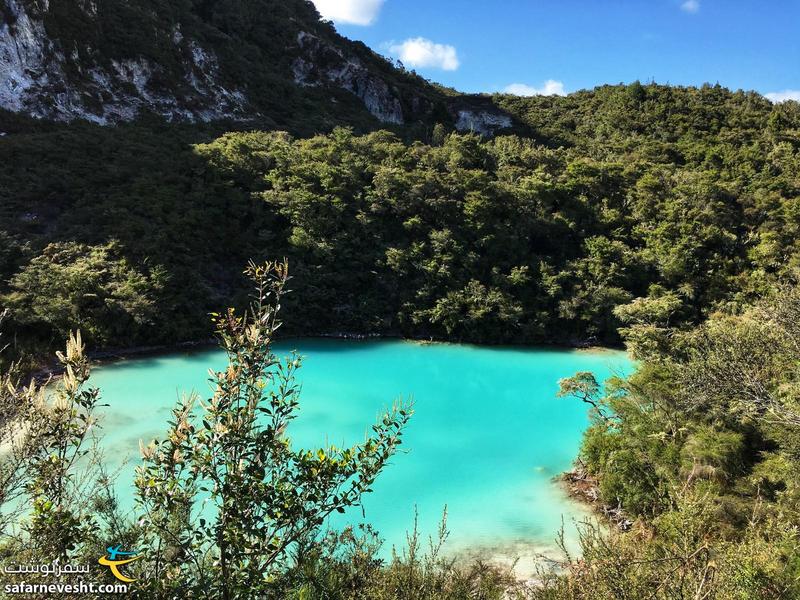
[[0, 0, 514, 134]]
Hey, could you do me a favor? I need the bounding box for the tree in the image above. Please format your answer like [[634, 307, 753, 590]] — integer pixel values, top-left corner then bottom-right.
[[613, 290, 684, 361], [557, 372, 611, 423], [0, 322, 113, 572], [3, 241, 165, 347], [679, 284, 800, 429], [134, 261, 412, 598]]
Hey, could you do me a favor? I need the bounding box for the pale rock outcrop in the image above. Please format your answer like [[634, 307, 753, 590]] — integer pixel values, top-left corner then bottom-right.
[[0, 1, 515, 133], [0, 0, 248, 123], [293, 31, 404, 125], [455, 109, 513, 136]]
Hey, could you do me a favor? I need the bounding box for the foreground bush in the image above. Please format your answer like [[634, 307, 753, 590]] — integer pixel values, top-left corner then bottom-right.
[[0, 263, 413, 598], [548, 282, 800, 599]]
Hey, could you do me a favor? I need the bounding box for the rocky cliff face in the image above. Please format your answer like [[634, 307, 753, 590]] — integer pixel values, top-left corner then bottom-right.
[[0, 0, 515, 133], [455, 109, 513, 136], [0, 0, 248, 123], [292, 30, 405, 125]]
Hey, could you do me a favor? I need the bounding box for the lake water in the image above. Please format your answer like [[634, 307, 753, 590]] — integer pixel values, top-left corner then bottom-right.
[[88, 339, 630, 576]]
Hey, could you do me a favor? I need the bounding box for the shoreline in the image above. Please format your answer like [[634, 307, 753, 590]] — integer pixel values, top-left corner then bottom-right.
[[560, 464, 633, 531], [32, 338, 218, 383], [32, 332, 625, 383]]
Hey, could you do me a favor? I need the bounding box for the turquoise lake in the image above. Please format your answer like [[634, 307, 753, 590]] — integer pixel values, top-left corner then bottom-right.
[[88, 339, 630, 575]]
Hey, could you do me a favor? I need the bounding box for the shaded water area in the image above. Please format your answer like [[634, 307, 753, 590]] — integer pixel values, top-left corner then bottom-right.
[[88, 339, 630, 577]]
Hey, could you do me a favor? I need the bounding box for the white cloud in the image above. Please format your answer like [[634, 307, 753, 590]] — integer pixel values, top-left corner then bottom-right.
[[681, 0, 700, 13], [388, 38, 460, 71], [312, 0, 384, 26], [765, 90, 800, 103], [503, 80, 567, 97]]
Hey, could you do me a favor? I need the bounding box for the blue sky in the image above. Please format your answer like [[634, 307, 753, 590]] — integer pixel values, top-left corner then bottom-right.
[[311, 0, 800, 101]]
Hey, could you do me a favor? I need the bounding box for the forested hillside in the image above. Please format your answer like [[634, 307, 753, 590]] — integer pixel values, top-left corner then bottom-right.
[[1, 84, 798, 362]]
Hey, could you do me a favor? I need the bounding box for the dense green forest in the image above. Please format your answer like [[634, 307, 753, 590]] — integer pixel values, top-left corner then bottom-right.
[[2, 83, 799, 363]]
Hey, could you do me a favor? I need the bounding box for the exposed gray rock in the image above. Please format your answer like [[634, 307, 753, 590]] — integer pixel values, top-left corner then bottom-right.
[[1, 0, 54, 115], [0, 0, 248, 123], [293, 31, 404, 125], [455, 109, 513, 136], [0, 1, 516, 132]]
